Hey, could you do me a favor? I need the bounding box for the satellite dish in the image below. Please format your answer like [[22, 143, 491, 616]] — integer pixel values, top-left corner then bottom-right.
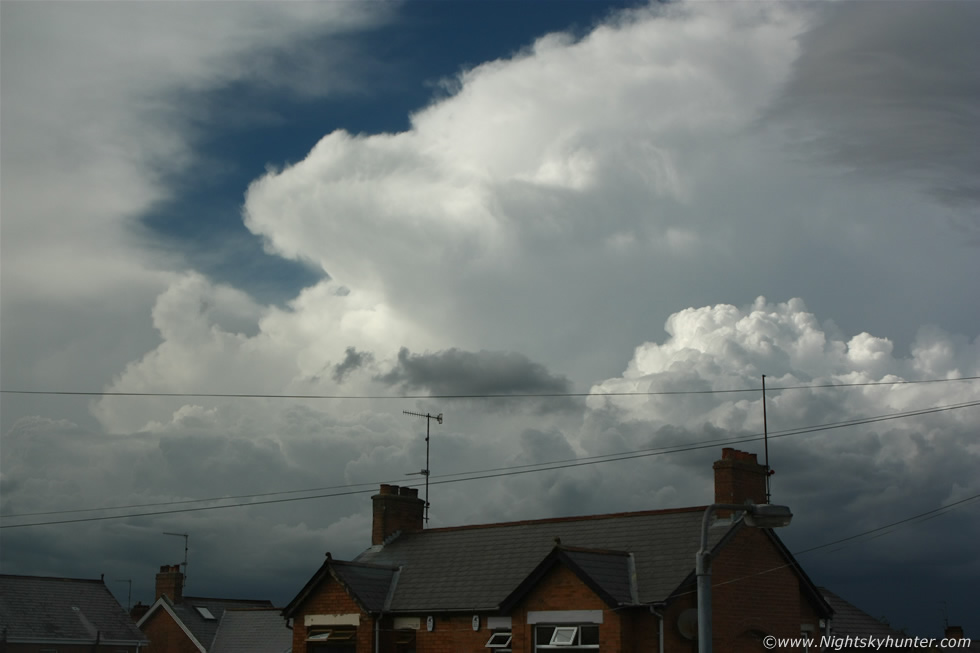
[[677, 608, 699, 640]]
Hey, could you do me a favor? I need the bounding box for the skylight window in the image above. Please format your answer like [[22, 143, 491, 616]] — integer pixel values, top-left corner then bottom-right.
[[195, 606, 216, 620]]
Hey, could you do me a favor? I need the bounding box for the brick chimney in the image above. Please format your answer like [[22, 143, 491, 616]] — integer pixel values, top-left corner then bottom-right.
[[713, 448, 768, 512], [155, 564, 184, 603], [372, 484, 425, 546], [945, 626, 965, 641]]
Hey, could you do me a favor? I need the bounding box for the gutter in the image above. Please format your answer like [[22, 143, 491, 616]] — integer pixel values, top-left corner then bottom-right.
[[4, 637, 147, 646]]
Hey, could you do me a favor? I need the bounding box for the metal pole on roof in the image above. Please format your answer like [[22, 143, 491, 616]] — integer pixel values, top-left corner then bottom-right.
[[762, 375, 771, 503], [403, 410, 443, 523], [163, 531, 189, 585], [116, 579, 132, 611]]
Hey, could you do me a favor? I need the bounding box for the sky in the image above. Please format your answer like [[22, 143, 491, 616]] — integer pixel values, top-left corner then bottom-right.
[[1, 0, 979, 638]]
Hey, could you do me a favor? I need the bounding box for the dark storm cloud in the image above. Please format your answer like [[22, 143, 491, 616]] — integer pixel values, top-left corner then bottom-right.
[[377, 347, 572, 397], [771, 1, 980, 228], [332, 346, 374, 383]]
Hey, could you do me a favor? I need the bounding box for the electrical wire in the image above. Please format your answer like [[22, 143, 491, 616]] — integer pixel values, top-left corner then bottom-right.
[[655, 491, 980, 602], [3, 399, 975, 519], [1, 375, 977, 400], [2, 399, 977, 529], [5, 398, 976, 519], [793, 492, 980, 555]]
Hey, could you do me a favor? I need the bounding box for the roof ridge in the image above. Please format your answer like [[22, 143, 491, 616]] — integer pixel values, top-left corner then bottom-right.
[[422, 504, 709, 533], [331, 559, 400, 571], [559, 544, 631, 556], [183, 596, 274, 604], [0, 573, 104, 583]]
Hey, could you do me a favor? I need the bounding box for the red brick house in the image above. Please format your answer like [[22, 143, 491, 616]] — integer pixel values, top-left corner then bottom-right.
[[135, 565, 285, 652], [283, 448, 833, 653]]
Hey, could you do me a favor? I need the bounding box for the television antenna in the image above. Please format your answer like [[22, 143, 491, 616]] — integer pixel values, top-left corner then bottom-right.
[[115, 578, 132, 611], [403, 410, 442, 523], [163, 531, 189, 584]]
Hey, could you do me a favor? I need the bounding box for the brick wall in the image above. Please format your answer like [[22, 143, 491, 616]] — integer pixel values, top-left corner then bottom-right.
[[692, 526, 822, 652], [409, 614, 501, 653], [140, 607, 205, 653], [511, 564, 629, 653], [289, 573, 374, 653]]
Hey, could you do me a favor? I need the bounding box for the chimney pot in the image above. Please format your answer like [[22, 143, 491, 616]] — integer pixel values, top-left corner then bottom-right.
[[372, 484, 425, 546], [713, 448, 768, 516], [945, 626, 965, 640], [155, 563, 184, 604]]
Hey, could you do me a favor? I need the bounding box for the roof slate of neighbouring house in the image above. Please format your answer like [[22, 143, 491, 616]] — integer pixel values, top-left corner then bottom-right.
[[209, 608, 292, 653], [562, 548, 635, 606], [284, 558, 399, 617], [0, 574, 148, 644], [353, 506, 732, 611], [330, 560, 400, 613], [499, 546, 636, 612], [158, 595, 276, 651], [820, 588, 906, 639]]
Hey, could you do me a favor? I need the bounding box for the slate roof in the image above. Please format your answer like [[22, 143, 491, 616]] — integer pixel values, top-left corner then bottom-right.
[[0, 574, 148, 645], [821, 588, 906, 638], [284, 558, 399, 617], [352, 506, 732, 612], [561, 547, 636, 606], [210, 608, 292, 653], [140, 595, 275, 651], [816, 588, 949, 652], [499, 545, 637, 611], [331, 560, 400, 612]]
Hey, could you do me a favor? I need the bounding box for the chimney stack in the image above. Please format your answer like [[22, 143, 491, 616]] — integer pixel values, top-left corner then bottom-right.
[[372, 484, 425, 546], [944, 626, 965, 641], [714, 448, 768, 514], [155, 564, 184, 603]]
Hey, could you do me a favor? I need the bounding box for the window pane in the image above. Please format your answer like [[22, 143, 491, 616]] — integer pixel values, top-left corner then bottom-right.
[[551, 627, 578, 646], [536, 626, 555, 645], [580, 626, 599, 646]]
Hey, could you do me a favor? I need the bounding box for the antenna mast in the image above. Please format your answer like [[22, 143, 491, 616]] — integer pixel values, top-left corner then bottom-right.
[[762, 375, 772, 503], [403, 410, 443, 523], [163, 531, 189, 584], [115, 579, 132, 611]]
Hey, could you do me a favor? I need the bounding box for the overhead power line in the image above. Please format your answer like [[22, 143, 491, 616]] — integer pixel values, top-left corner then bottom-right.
[[793, 492, 980, 556], [4, 399, 977, 520], [2, 399, 977, 529], [668, 490, 980, 601], [1, 375, 978, 400]]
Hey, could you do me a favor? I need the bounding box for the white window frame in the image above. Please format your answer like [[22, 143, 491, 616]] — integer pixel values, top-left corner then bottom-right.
[[534, 624, 600, 650], [195, 606, 216, 620], [486, 632, 513, 649], [307, 627, 357, 642]]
